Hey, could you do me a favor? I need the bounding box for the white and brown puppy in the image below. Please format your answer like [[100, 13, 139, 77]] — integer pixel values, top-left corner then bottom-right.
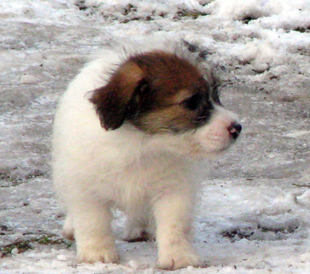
[[52, 40, 242, 270]]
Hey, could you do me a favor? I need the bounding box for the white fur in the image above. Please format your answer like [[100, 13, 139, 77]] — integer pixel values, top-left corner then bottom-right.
[[52, 42, 239, 269]]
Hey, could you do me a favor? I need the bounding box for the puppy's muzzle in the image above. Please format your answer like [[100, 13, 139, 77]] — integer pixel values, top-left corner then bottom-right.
[[228, 122, 242, 140]]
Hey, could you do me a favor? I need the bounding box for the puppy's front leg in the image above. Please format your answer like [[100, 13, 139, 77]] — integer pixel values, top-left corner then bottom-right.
[[153, 192, 202, 270], [70, 200, 119, 264]]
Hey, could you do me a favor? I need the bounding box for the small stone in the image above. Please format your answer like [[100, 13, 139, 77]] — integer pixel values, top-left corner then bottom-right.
[[128, 260, 139, 269], [296, 191, 310, 207], [57, 254, 67, 261], [11, 248, 19, 256], [252, 63, 268, 73]]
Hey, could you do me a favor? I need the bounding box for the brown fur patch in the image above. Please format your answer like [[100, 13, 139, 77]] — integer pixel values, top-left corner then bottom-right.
[[90, 61, 144, 130], [90, 50, 219, 133]]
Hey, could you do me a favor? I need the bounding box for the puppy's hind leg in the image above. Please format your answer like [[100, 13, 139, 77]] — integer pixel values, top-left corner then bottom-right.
[[124, 207, 153, 242]]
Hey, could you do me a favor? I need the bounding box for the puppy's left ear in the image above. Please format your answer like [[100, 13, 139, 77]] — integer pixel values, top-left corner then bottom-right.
[[90, 61, 144, 130]]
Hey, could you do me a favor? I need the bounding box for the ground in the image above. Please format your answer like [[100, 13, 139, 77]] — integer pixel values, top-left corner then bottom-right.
[[0, 0, 310, 273]]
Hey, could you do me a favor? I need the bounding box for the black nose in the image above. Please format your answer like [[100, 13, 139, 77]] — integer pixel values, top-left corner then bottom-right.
[[228, 122, 242, 140]]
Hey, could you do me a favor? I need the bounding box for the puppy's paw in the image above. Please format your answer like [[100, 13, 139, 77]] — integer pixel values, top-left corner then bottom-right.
[[77, 246, 119, 264], [62, 227, 74, 241], [157, 251, 202, 270], [62, 215, 75, 241]]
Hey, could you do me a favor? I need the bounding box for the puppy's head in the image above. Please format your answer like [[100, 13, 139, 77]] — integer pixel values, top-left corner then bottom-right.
[[90, 50, 241, 155]]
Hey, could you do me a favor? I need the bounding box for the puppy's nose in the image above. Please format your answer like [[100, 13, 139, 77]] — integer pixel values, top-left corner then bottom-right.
[[228, 122, 242, 140]]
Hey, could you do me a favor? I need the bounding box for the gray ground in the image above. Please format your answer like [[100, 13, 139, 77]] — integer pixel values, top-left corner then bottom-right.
[[0, 1, 310, 273]]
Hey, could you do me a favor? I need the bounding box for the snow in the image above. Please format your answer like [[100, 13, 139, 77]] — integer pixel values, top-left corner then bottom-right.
[[0, 0, 310, 273]]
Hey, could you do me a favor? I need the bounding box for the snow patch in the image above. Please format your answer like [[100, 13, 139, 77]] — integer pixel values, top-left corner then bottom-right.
[[286, 131, 310, 138]]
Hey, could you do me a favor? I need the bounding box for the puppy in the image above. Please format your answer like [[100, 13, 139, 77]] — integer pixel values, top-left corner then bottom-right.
[[52, 40, 242, 270]]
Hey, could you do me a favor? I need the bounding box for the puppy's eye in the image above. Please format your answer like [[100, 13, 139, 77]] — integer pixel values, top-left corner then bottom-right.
[[182, 93, 203, 110]]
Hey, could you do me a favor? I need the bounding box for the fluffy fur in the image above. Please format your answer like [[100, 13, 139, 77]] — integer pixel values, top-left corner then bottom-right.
[[52, 40, 242, 270]]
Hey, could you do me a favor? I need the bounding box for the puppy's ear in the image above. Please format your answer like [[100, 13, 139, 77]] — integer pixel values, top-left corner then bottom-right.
[[90, 61, 144, 130]]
